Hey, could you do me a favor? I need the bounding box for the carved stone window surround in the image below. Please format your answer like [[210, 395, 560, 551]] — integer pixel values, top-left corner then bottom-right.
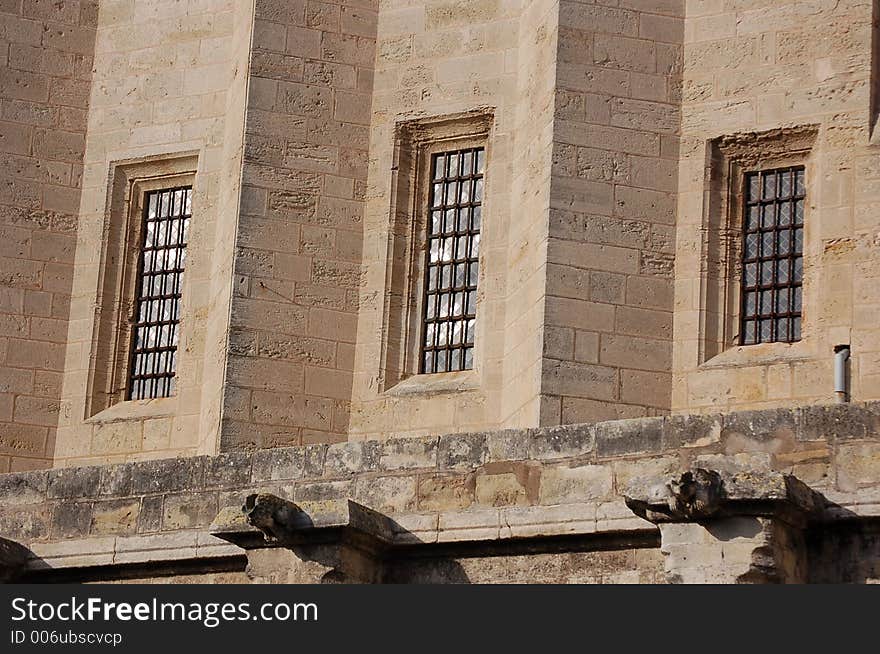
[[697, 126, 820, 370], [378, 110, 495, 396]]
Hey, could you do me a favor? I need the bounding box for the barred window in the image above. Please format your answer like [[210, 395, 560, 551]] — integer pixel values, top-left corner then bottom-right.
[[420, 147, 485, 374], [740, 167, 805, 345], [128, 187, 191, 400]]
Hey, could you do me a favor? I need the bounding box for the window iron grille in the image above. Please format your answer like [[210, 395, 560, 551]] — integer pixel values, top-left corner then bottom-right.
[[128, 186, 191, 400], [740, 167, 805, 345], [420, 147, 485, 374]]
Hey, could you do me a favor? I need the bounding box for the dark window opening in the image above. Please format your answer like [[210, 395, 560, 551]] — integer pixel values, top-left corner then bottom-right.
[[420, 147, 485, 374], [128, 186, 191, 400], [740, 167, 805, 345]]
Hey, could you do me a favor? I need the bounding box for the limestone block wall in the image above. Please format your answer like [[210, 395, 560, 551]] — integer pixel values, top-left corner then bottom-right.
[[350, 0, 687, 438], [673, 0, 880, 413], [0, 1, 97, 472], [220, 0, 377, 450], [349, 0, 533, 439], [541, 0, 683, 426], [2, 402, 880, 583], [500, 0, 560, 428], [55, 0, 253, 466], [196, 0, 257, 457]]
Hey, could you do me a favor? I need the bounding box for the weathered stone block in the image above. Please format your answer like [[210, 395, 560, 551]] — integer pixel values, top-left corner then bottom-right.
[[529, 424, 595, 460], [418, 473, 475, 511], [252, 448, 306, 483], [721, 409, 797, 453], [379, 437, 437, 471], [47, 465, 101, 499], [0, 470, 47, 506], [294, 480, 353, 502], [130, 458, 205, 495], [799, 405, 876, 442], [438, 433, 488, 470], [91, 499, 140, 536], [661, 413, 722, 449], [596, 418, 663, 458], [614, 456, 679, 499], [486, 429, 530, 462], [162, 492, 220, 531], [353, 475, 417, 514], [137, 496, 163, 534], [50, 501, 92, 539], [539, 464, 613, 505], [837, 443, 880, 492], [98, 464, 133, 497], [324, 440, 381, 476], [205, 452, 252, 489], [475, 473, 528, 507]]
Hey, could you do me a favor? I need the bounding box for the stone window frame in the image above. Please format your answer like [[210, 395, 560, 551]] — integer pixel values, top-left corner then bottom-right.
[[379, 110, 494, 395], [699, 126, 819, 368], [85, 153, 198, 420]]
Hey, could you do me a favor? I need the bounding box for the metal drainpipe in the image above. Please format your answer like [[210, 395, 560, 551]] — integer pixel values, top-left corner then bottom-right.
[[834, 345, 851, 404]]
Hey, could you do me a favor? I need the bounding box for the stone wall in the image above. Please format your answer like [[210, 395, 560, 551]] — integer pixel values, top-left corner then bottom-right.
[[500, 0, 559, 428], [673, 0, 880, 413], [221, 0, 378, 451], [385, 545, 665, 584], [2, 402, 879, 583], [541, 0, 682, 425], [196, 0, 257, 458], [0, 1, 97, 471], [349, 0, 534, 439], [55, 0, 254, 467], [348, 0, 689, 437], [2, 0, 879, 588]]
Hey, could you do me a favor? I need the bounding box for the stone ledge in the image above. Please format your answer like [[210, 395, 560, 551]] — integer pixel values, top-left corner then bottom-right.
[[4, 402, 878, 498], [25, 531, 240, 572], [13, 494, 880, 574], [20, 502, 656, 573], [0, 402, 877, 551]]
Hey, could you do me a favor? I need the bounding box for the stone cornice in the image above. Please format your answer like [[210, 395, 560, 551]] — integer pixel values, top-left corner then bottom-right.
[[0, 402, 877, 578]]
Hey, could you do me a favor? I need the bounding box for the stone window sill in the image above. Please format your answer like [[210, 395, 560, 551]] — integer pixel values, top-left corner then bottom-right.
[[386, 370, 480, 397], [700, 340, 815, 370], [86, 397, 176, 424]]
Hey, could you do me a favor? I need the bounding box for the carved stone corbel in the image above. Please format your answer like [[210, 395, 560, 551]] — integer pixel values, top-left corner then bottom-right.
[[624, 468, 824, 584], [211, 495, 394, 584], [625, 469, 724, 522]]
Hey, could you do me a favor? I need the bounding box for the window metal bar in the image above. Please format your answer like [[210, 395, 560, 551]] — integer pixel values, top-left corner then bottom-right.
[[127, 186, 192, 400], [419, 147, 485, 374], [740, 167, 805, 345]]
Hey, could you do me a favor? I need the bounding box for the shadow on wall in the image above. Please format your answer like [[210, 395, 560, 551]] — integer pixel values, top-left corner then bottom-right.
[[871, 0, 880, 141], [807, 515, 880, 584], [8, 510, 880, 584], [0, 537, 29, 583]]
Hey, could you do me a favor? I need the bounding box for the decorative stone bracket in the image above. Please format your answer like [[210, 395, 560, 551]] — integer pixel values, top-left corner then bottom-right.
[[624, 469, 825, 584], [210, 495, 395, 584]]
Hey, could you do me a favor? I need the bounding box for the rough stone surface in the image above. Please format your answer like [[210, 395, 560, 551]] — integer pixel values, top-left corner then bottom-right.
[[0, 0, 879, 585], [0, 403, 875, 583]]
